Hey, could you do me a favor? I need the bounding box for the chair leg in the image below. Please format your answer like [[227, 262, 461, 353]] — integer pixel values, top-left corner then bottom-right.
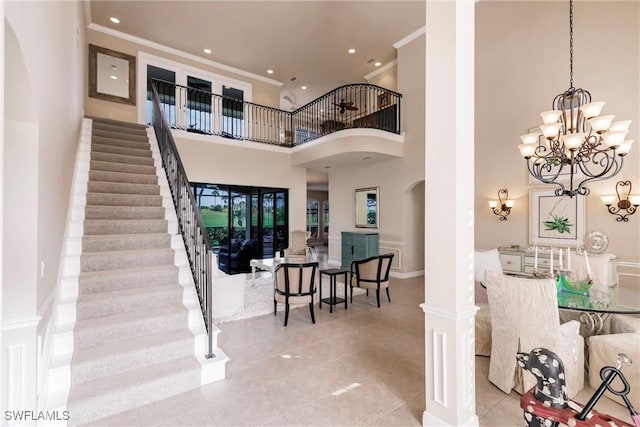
[[350, 286, 353, 303], [366, 289, 369, 296], [376, 289, 380, 307], [386, 288, 391, 303], [274, 299, 277, 315], [309, 303, 316, 324], [284, 303, 290, 327]]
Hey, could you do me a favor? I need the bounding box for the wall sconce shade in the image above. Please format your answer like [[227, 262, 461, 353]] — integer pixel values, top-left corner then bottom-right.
[[489, 189, 514, 221], [601, 180, 639, 222]]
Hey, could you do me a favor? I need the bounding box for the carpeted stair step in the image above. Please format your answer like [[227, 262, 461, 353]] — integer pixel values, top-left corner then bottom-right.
[[69, 357, 200, 426], [86, 192, 162, 207], [75, 284, 184, 321], [84, 205, 165, 220], [91, 136, 152, 151], [67, 356, 200, 425], [89, 160, 156, 176], [92, 120, 148, 135], [89, 170, 158, 185], [80, 248, 174, 272], [87, 181, 160, 196], [82, 233, 170, 252], [91, 151, 155, 167], [91, 143, 151, 158], [70, 329, 195, 384], [78, 265, 179, 294], [92, 128, 149, 143], [83, 219, 167, 235], [73, 304, 188, 350], [91, 117, 148, 131]]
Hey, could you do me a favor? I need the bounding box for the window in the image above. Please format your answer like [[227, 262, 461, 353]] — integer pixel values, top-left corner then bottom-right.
[[307, 200, 319, 237], [323, 201, 329, 234]]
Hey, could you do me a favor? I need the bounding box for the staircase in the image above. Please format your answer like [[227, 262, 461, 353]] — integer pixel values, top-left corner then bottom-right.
[[63, 118, 225, 425]]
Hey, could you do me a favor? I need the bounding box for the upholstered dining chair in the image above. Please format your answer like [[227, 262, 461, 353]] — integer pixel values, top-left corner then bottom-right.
[[474, 249, 503, 356], [349, 253, 394, 307], [273, 261, 319, 327], [286, 230, 311, 260], [483, 270, 584, 398]]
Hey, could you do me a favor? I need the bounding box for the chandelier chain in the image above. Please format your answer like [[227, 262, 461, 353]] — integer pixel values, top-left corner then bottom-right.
[[569, 0, 574, 89]]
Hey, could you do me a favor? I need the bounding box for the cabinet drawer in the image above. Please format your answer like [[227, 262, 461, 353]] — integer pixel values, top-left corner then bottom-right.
[[500, 254, 521, 272], [524, 256, 553, 267]]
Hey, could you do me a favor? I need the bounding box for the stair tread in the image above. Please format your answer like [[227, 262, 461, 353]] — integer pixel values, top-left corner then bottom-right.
[[90, 117, 148, 130], [81, 246, 173, 257], [79, 264, 178, 279], [73, 304, 187, 332], [77, 282, 181, 304], [83, 232, 170, 240], [71, 328, 193, 365], [89, 170, 158, 184], [68, 355, 199, 401], [90, 160, 156, 172], [91, 143, 152, 158]]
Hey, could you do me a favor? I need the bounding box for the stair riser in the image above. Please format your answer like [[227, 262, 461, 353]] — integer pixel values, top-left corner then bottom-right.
[[82, 234, 171, 252], [78, 268, 179, 294], [86, 193, 162, 207], [92, 128, 149, 143], [81, 250, 175, 272], [84, 206, 165, 220], [67, 366, 200, 426], [91, 151, 155, 167], [73, 310, 188, 350], [71, 337, 194, 384], [89, 160, 156, 175], [91, 136, 151, 151], [76, 286, 184, 320], [91, 143, 152, 159], [87, 181, 161, 195], [92, 122, 148, 136], [83, 220, 167, 235], [89, 170, 158, 185]]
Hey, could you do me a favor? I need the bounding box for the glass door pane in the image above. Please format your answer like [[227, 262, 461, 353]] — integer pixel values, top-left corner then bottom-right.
[[222, 86, 244, 139], [186, 76, 212, 134], [147, 65, 176, 126], [275, 192, 287, 253], [262, 193, 274, 257]]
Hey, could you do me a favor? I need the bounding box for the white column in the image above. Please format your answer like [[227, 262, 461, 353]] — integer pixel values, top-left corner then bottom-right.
[[423, 1, 476, 426]]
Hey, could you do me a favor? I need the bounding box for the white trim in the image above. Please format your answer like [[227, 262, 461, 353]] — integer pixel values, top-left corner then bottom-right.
[[432, 330, 447, 406], [7, 345, 25, 410], [390, 270, 424, 279], [83, 0, 91, 27], [393, 26, 426, 49], [88, 23, 282, 87], [171, 129, 290, 154], [2, 317, 41, 331], [420, 303, 478, 321], [364, 59, 397, 81], [290, 128, 404, 153]]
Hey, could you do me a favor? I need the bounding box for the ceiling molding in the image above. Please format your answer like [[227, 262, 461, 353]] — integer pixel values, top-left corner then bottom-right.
[[393, 26, 426, 49], [87, 23, 284, 87], [364, 60, 397, 81]]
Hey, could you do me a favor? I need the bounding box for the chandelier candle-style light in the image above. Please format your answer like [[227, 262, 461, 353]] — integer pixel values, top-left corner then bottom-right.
[[518, 0, 633, 197]]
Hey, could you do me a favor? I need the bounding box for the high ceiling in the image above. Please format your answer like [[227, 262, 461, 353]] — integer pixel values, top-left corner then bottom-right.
[[88, 1, 426, 109]]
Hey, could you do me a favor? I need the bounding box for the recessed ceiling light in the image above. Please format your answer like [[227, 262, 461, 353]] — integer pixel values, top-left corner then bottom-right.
[[363, 156, 372, 160], [267, 69, 274, 74], [324, 166, 331, 169], [110, 75, 118, 80], [301, 86, 307, 90], [348, 48, 356, 54], [374, 62, 382, 67], [203, 48, 212, 54], [110, 17, 120, 24], [111, 65, 118, 70]]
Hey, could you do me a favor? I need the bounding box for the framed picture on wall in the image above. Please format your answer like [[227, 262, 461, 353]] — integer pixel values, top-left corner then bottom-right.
[[529, 189, 585, 246]]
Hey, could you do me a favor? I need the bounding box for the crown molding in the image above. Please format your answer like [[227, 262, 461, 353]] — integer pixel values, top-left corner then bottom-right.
[[87, 23, 284, 87], [393, 26, 426, 49], [364, 59, 397, 81]]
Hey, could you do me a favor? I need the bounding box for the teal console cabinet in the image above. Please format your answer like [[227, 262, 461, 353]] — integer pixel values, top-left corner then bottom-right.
[[341, 231, 379, 269]]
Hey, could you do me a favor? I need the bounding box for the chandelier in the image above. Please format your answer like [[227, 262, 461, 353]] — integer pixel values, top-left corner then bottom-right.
[[518, 0, 633, 197]]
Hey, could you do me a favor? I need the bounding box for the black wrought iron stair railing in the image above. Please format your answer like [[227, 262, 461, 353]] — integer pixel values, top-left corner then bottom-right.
[[151, 84, 215, 359], [152, 79, 402, 147]]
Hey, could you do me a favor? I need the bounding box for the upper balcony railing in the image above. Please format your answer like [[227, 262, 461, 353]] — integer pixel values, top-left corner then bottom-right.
[[151, 79, 402, 147]]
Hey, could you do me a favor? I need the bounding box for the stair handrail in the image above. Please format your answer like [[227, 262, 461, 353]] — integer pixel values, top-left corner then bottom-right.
[[150, 83, 215, 359]]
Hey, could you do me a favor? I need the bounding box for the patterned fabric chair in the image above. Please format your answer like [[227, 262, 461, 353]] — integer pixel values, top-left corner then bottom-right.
[[474, 248, 503, 356], [273, 262, 318, 327], [349, 253, 394, 307], [484, 271, 584, 398]]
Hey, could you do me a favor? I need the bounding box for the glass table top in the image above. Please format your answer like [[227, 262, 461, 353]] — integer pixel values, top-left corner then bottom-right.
[[557, 286, 640, 314]]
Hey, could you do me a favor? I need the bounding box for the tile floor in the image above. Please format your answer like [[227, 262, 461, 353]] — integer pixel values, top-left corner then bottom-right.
[[91, 250, 632, 426]]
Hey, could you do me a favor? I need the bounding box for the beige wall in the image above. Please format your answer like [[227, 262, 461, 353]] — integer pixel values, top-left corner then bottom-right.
[[366, 65, 398, 92], [329, 34, 426, 274], [85, 28, 281, 123], [475, 2, 640, 268], [173, 134, 307, 231]]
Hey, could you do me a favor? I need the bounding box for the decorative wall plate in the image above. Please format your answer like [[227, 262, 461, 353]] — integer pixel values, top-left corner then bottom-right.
[[585, 231, 609, 254]]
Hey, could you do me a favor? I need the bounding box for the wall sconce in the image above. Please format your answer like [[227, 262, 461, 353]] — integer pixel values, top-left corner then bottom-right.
[[600, 180, 640, 222], [488, 188, 514, 221]]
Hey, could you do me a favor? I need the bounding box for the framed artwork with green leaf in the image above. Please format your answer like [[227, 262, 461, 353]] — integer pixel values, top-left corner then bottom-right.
[[529, 189, 585, 246]]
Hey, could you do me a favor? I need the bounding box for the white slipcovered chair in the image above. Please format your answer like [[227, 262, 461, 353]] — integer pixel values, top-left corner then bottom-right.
[[588, 314, 640, 410], [286, 230, 312, 260], [474, 249, 503, 357], [484, 270, 584, 398]]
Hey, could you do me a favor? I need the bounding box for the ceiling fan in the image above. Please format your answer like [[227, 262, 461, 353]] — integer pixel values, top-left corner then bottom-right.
[[333, 99, 358, 114]]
